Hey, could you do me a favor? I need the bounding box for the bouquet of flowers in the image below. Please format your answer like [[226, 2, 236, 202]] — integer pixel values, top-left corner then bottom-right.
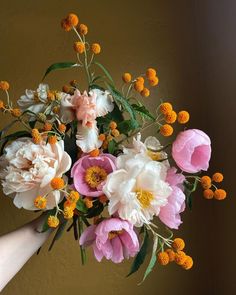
[[0, 13, 227, 283]]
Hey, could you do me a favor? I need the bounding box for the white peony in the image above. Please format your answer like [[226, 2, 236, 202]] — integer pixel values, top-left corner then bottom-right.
[[103, 154, 172, 227], [0, 138, 71, 210]]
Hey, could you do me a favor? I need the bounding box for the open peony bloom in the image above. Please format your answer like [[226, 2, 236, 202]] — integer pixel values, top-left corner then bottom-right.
[[61, 88, 114, 153], [79, 218, 139, 263], [0, 138, 71, 210], [71, 153, 116, 197], [172, 129, 211, 173], [159, 167, 186, 229], [103, 152, 172, 227]]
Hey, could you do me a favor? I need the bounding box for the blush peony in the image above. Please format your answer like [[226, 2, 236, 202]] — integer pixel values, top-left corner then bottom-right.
[[0, 138, 71, 210], [172, 129, 211, 173]]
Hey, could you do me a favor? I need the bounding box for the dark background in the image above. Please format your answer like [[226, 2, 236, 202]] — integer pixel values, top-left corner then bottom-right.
[[0, 0, 235, 294]]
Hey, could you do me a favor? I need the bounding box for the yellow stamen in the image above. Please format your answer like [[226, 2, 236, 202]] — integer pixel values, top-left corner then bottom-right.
[[85, 166, 107, 189], [136, 189, 154, 208], [108, 230, 124, 240]]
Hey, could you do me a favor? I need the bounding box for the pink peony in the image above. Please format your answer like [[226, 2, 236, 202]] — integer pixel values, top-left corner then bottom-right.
[[71, 153, 116, 197], [79, 218, 139, 263], [172, 129, 211, 173], [159, 168, 186, 229]]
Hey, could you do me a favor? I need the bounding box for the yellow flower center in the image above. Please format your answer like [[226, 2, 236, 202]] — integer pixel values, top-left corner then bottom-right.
[[108, 230, 124, 240], [85, 166, 107, 189], [147, 150, 163, 161], [136, 189, 154, 208]]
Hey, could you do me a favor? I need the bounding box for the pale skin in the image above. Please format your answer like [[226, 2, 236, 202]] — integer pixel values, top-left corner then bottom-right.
[[0, 215, 52, 291]]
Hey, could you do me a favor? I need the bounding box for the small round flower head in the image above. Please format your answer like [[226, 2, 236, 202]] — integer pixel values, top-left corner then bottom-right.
[[111, 129, 120, 137], [160, 124, 173, 136], [141, 88, 150, 97], [122, 73, 132, 83], [99, 194, 108, 204], [32, 128, 40, 137], [134, 81, 144, 92], [109, 121, 117, 130], [68, 191, 80, 203], [149, 76, 159, 86], [157, 252, 169, 265], [53, 106, 60, 114], [160, 102, 173, 115], [165, 110, 177, 124], [146, 68, 157, 79], [11, 108, 22, 117], [172, 238, 185, 251], [64, 200, 76, 210], [175, 250, 186, 265], [84, 197, 93, 208], [136, 76, 145, 84], [178, 111, 190, 124], [89, 148, 100, 157], [102, 139, 108, 149], [43, 122, 52, 131], [201, 176, 212, 189], [48, 135, 58, 145], [212, 172, 224, 183], [47, 91, 55, 102], [165, 249, 176, 262], [74, 41, 85, 54], [98, 134, 106, 141], [78, 23, 88, 35], [63, 207, 74, 219], [61, 19, 72, 32], [50, 177, 65, 190], [0, 100, 4, 109], [32, 134, 42, 144], [62, 85, 71, 93], [34, 196, 47, 209], [107, 135, 113, 142], [203, 189, 214, 199], [47, 215, 59, 228], [91, 43, 101, 54], [58, 124, 66, 133], [67, 13, 79, 27], [214, 189, 227, 200], [0, 81, 10, 91], [182, 255, 193, 270]]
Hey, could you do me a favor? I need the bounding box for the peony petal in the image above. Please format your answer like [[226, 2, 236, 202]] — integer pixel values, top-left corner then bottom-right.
[[110, 237, 124, 263], [79, 225, 97, 247]]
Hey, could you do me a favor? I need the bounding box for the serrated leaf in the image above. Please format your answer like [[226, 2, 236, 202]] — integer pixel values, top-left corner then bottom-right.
[[132, 104, 155, 121], [139, 235, 158, 284], [92, 61, 114, 86], [118, 119, 139, 135], [42, 62, 78, 80], [127, 228, 149, 277]]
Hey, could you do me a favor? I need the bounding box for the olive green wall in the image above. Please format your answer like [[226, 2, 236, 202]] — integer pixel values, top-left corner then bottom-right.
[[0, 0, 235, 294]]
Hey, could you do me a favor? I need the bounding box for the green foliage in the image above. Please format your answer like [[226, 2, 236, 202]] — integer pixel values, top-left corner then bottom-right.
[[131, 104, 155, 121], [92, 62, 115, 86], [184, 178, 199, 209], [76, 199, 88, 214], [85, 200, 104, 218], [42, 62, 78, 80], [48, 220, 68, 251], [118, 119, 140, 135], [108, 139, 118, 154], [127, 228, 150, 277]]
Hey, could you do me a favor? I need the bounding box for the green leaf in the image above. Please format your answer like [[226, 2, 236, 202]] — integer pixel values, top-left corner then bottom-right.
[[127, 228, 149, 277], [132, 104, 155, 121], [92, 61, 114, 86], [107, 86, 136, 121], [76, 199, 88, 214], [108, 139, 117, 154], [118, 119, 139, 135], [78, 216, 87, 265], [184, 178, 198, 210], [42, 62, 78, 80], [139, 235, 158, 284], [85, 200, 104, 218], [48, 221, 68, 251]]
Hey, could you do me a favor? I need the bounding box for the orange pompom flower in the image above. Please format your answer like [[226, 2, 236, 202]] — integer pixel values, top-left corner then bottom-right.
[[68, 191, 80, 203], [165, 110, 177, 124], [122, 73, 132, 83], [58, 123, 66, 133], [149, 76, 159, 86], [98, 134, 106, 141], [175, 251, 187, 265], [178, 111, 190, 124], [141, 88, 150, 97], [89, 149, 100, 157], [11, 108, 22, 117], [78, 24, 88, 35], [34, 196, 47, 209], [203, 189, 214, 199], [74, 41, 85, 54], [182, 256, 193, 270], [146, 68, 157, 79], [109, 121, 117, 130], [160, 124, 173, 137], [172, 238, 185, 251], [47, 215, 59, 228], [67, 13, 79, 27], [63, 207, 74, 219], [43, 122, 52, 132], [200, 176, 212, 189], [50, 177, 65, 190], [165, 249, 176, 262], [214, 189, 227, 200], [134, 81, 144, 92], [0, 100, 4, 109], [0, 81, 10, 91], [160, 102, 173, 115], [91, 43, 101, 54], [48, 135, 57, 145], [157, 252, 169, 265], [212, 172, 224, 183]]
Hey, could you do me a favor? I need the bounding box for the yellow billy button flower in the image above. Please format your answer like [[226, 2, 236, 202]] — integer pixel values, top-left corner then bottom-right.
[[137, 76, 145, 84], [50, 177, 65, 190], [74, 41, 85, 54], [0, 100, 4, 109], [11, 108, 22, 117], [89, 148, 100, 157], [64, 200, 76, 210], [165, 249, 176, 262], [62, 85, 71, 93], [200, 176, 212, 189], [134, 81, 144, 93], [178, 111, 190, 124], [212, 172, 224, 183], [68, 191, 80, 203], [47, 215, 59, 228], [0, 81, 10, 91], [67, 13, 79, 27], [61, 19, 72, 32], [43, 122, 52, 132], [78, 24, 88, 35], [48, 135, 58, 145], [98, 133, 106, 141], [157, 252, 169, 265], [122, 73, 132, 83], [63, 207, 74, 219], [160, 124, 173, 137], [47, 91, 55, 102], [141, 88, 150, 97], [109, 121, 117, 130], [172, 238, 185, 251], [203, 189, 214, 199], [160, 102, 173, 115], [165, 110, 177, 124], [107, 135, 113, 142], [182, 255, 193, 270], [58, 123, 66, 133], [146, 68, 157, 79], [84, 197, 93, 209], [91, 43, 101, 54], [34, 196, 47, 209], [111, 129, 120, 137], [149, 76, 159, 86], [175, 251, 187, 265], [214, 189, 227, 200]]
